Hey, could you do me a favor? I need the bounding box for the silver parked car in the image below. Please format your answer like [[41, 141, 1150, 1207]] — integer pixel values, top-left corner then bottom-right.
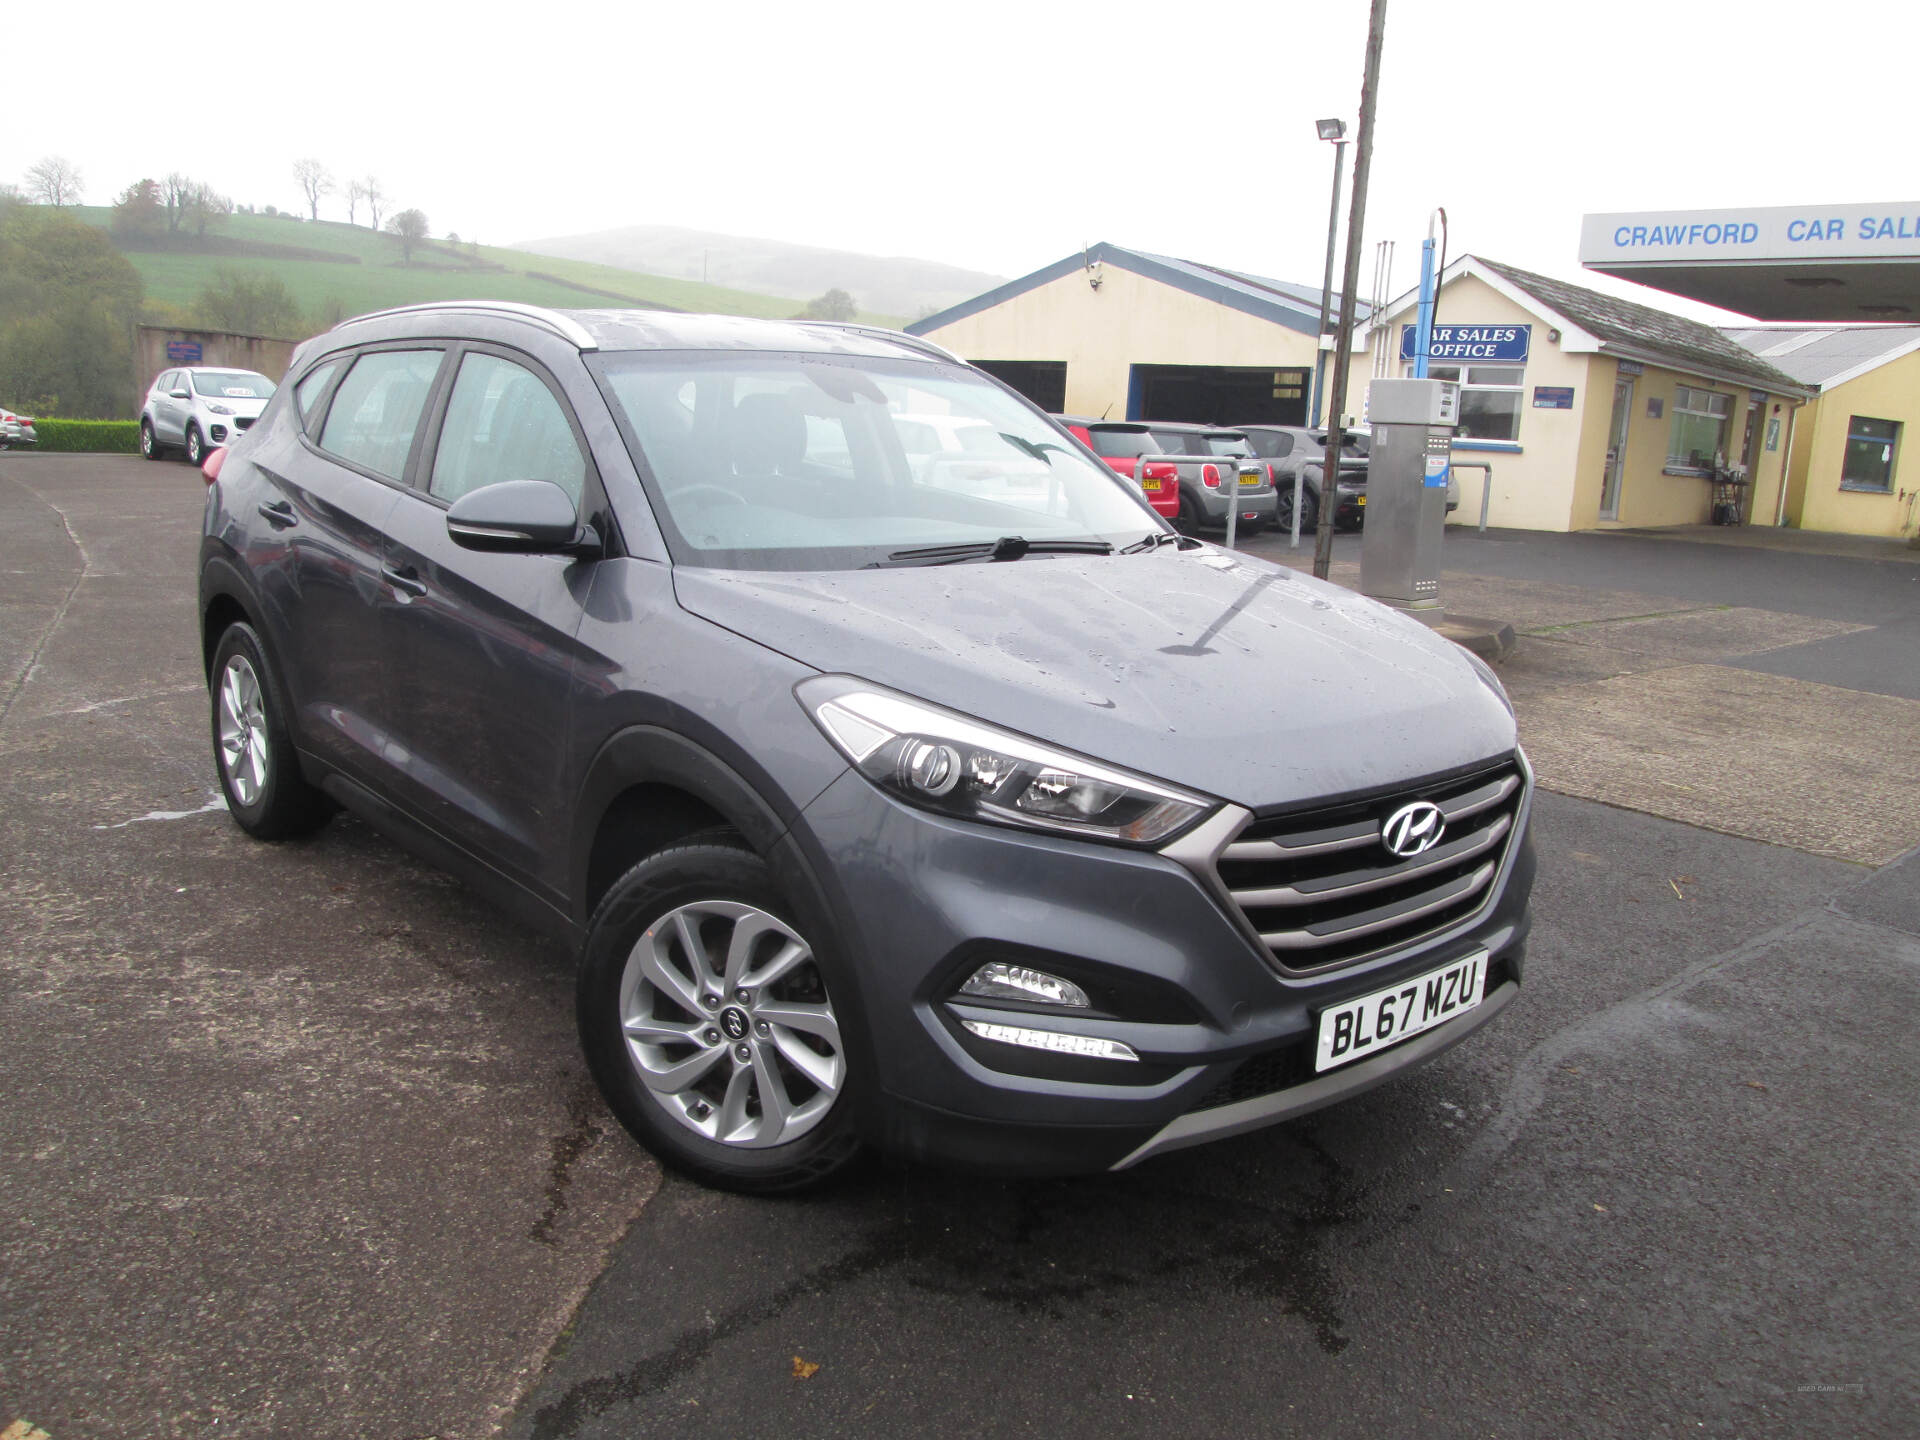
[[140, 367, 278, 465], [0, 406, 36, 448]]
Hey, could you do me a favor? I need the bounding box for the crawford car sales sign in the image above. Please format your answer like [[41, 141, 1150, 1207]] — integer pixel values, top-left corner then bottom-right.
[[1399, 324, 1531, 363]]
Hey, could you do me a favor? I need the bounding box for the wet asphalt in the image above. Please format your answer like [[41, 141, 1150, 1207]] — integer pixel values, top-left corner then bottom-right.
[[2, 456, 1915, 1439]]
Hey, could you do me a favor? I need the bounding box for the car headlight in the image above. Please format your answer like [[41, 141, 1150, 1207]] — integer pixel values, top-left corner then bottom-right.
[[1464, 650, 1514, 717], [207, 403, 235, 415], [797, 678, 1214, 846]]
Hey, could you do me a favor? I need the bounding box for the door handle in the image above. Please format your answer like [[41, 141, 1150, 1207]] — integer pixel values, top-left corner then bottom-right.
[[381, 565, 429, 598], [257, 499, 297, 528]]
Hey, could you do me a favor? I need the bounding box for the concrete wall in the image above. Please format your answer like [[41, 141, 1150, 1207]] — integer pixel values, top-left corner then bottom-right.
[[1788, 349, 1920, 538], [917, 264, 1319, 420], [134, 326, 301, 403]]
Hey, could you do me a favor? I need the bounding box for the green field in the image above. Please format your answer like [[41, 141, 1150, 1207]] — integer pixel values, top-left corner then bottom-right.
[[71, 208, 903, 329]]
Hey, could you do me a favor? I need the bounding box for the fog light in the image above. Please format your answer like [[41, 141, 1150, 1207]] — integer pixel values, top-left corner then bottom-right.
[[959, 962, 1089, 1008], [960, 1019, 1138, 1061]]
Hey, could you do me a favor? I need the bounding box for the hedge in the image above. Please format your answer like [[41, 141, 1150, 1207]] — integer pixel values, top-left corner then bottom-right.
[[26, 419, 142, 454]]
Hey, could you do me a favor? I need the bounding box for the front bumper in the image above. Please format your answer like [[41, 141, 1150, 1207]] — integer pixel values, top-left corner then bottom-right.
[[786, 764, 1535, 1175]]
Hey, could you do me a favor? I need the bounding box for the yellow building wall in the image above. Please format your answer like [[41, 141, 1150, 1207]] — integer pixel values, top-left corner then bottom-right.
[[1345, 274, 1589, 532], [1790, 349, 1920, 539], [918, 263, 1320, 419]]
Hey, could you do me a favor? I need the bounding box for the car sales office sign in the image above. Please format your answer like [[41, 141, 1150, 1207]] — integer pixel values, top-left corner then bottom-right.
[[1400, 324, 1531, 363]]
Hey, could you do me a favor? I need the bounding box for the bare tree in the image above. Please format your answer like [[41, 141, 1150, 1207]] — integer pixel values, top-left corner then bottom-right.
[[292, 158, 332, 221], [386, 208, 429, 264], [181, 182, 232, 239], [361, 176, 386, 231], [345, 179, 365, 226], [162, 172, 192, 232], [24, 155, 83, 207]]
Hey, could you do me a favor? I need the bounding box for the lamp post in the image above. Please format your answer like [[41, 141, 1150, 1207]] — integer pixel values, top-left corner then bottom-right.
[[1308, 119, 1348, 431]]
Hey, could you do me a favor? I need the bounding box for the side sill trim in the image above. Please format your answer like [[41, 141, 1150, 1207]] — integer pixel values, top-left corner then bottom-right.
[[1109, 979, 1520, 1170]]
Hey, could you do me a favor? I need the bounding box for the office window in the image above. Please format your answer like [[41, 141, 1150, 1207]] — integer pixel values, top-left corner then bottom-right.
[[1840, 416, 1898, 492], [1667, 386, 1732, 471], [1411, 363, 1524, 441]]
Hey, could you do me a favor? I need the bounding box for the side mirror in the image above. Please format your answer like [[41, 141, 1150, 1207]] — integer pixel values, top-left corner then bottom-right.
[[446, 480, 601, 557], [170, 389, 191, 399]]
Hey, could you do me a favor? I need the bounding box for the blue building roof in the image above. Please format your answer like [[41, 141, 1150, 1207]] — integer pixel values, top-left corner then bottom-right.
[[903, 242, 1363, 338]]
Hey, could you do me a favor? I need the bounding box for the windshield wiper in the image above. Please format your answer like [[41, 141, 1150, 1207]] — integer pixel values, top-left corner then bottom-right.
[[871, 535, 1114, 567], [997, 433, 1069, 465], [1119, 530, 1202, 554]]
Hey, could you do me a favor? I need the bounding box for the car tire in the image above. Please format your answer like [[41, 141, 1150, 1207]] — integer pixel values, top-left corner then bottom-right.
[[578, 838, 863, 1194], [1275, 480, 1318, 536], [209, 622, 333, 840], [1174, 489, 1202, 537], [140, 419, 163, 461], [184, 424, 205, 468]]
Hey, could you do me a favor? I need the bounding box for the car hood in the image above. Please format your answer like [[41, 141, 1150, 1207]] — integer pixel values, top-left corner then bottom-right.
[[673, 548, 1517, 810]]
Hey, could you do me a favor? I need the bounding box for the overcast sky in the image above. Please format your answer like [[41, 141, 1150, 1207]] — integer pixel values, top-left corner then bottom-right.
[[9, 0, 1914, 321]]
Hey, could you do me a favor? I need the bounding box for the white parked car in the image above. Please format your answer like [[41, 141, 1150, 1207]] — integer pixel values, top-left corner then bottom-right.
[[0, 407, 35, 448], [139, 367, 278, 465]]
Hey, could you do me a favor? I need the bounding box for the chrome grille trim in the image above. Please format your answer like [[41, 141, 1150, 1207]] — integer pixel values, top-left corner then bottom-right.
[[1221, 772, 1518, 865], [1231, 813, 1511, 909], [1259, 861, 1497, 950]]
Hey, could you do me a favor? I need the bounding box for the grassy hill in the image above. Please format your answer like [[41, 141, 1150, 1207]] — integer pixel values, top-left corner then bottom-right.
[[515, 223, 1004, 320], [72, 208, 905, 330]]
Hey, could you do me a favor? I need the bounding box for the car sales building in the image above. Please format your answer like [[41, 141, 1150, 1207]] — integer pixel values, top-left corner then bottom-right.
[[1346, 256, 1809, 532]]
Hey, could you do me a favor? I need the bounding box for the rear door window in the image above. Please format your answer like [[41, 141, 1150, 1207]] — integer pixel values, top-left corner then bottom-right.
[[317, 349, 444, 481]]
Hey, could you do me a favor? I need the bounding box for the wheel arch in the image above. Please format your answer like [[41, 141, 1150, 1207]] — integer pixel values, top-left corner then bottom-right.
[[572, 726, 797, 929]]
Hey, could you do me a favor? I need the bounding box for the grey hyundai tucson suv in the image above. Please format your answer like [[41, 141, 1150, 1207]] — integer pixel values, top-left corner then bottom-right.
[[199, 301, 1534, 1193]]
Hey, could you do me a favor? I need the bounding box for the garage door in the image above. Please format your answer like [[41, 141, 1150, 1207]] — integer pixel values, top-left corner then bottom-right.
[[1127, 365, 1308, 426]]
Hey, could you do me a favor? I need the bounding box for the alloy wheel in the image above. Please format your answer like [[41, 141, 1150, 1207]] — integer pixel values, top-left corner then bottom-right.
[[217, 654, 270, 806], [618, 900, 844, 1148]]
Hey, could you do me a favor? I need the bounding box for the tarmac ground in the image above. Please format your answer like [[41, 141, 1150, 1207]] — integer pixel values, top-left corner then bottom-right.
[[3, 456, 1915, 1439]]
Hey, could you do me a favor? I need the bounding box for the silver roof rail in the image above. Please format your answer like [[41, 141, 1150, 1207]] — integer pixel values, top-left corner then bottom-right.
[[337, 300, 599, 351], [794, 321, 961, 364]]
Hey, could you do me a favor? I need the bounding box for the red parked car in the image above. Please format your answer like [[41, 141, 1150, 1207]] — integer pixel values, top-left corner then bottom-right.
[[1055, 417, 1181, 520]]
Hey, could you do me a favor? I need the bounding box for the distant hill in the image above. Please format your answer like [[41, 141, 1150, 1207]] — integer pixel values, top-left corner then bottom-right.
[[69, 208, 904, 330], [513, 225, 1005, 320]]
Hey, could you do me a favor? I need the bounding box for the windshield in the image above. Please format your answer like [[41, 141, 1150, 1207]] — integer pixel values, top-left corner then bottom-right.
[[191, 371, 276, 399], [1311, 429, 1370, 458], [596, 353, 1160, 570], [1087, 426, 1158, 459]]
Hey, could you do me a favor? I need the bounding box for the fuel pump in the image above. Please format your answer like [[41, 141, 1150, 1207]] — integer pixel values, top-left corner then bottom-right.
[[1359, 377, 1458, 626]]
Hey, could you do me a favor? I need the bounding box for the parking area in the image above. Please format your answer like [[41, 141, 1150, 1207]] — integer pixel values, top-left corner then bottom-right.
[[4, 455, 1916, 1439]]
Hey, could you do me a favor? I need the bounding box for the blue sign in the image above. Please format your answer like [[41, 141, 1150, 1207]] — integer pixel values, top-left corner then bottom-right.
[[1423, 455, 1451, 489], [1400, 324, 1530, 363], [1533, 386, 1575, 409], [165, 340, 203, 364]]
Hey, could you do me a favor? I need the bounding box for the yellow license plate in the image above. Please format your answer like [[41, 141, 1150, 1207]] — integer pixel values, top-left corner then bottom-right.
[[1142, 479, 1163, 491], [1357, 495, 1366, 505], [1238, 473, 1260, 487]]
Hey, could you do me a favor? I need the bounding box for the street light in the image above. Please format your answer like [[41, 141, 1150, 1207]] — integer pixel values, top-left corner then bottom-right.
[[1308, 120, 1350, 432]]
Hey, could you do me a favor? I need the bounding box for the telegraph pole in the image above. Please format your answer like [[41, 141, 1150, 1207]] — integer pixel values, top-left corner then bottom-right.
[[1314, 0, 1388, 581]]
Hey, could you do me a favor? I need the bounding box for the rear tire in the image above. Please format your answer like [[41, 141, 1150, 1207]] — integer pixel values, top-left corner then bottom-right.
[[578, 839, 863, 1194], [184, 424, 205, 468], [1174, 489, 1202, 537], [209, 622, 333, 840], [1275, 481, 1318, 537]]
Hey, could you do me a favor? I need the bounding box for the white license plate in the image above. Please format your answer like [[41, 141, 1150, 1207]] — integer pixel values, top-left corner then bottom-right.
[[1314, 951, 1486, 1073]]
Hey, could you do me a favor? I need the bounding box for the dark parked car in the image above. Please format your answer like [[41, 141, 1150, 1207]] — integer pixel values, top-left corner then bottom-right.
[[199, 302, 1533, 1192], [1237, 424, 1370, 532]]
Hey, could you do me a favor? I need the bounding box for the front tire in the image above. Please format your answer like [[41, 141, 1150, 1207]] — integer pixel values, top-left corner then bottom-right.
[[184, 424, 205, 467], [578, 840, 862, 1193], [141, 419, 164, 461], [209, 622, 332, 840]]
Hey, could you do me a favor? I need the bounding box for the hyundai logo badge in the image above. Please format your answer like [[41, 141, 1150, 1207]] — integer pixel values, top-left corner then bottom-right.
[[1381, 801, 1446, 858]]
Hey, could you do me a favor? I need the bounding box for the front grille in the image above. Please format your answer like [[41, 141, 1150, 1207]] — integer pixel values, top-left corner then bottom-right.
[[1217, 759, 1525, 973]]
